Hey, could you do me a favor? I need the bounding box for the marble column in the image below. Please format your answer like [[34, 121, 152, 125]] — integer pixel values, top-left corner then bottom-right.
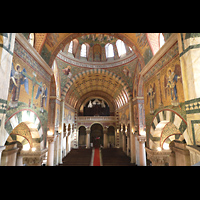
[[66, 127, 72, 153], [58, 98, 65, 163], [103, 128, 108, 148], [127, 133, 130, 156], [137, 135, 146, 166], [47, 135, 57, 166], [129, 97, 136, 163], [115, 128, 120, 148], [119, 125, 123, 148], [122, 132, 126, 153], [86, 128, 90, 148], [54, 133, 59, 166]]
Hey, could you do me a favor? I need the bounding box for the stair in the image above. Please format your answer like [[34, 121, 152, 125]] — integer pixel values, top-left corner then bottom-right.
[[59, 148, 135, 166], [60, 148, 92, 166], [101, 148, 134, 166]]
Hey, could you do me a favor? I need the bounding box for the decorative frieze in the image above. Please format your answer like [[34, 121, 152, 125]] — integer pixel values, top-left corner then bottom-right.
[[57, 51, 137, 69], [0, 98, 7, 114], [185, 97, 200, 114]]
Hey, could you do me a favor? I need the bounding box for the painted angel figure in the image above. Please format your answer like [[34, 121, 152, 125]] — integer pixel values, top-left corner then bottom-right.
[[62, 66, 72, 79], [35, 83, 48, 113], [164, 65, 182, 106], [147, 84, 156, 114], [9, 63, 29, 108]]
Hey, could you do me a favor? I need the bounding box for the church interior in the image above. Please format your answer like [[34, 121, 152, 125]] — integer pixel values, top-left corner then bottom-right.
[[0, 33, 200, 166]]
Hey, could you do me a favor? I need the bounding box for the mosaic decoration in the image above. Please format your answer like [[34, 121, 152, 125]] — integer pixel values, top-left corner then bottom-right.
[[143, 43, 179, 82], [4, 39, 51, 148], [143, 42, 187, 148], [185, 97, 200, 114], [9, 122, 33, 147], [79, 34, 117, 46], [160, 122, 181, 147]]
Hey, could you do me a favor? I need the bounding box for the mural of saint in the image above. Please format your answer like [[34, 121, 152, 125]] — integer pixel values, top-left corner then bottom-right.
[[62, 65, 72, 78], [147, 84, 156, 114], [35, 83, 48, 113], [164, 65, 182, 106], [8, 63, 29, 108]]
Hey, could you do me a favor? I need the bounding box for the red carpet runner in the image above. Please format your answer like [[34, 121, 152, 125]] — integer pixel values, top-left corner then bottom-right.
[[93, 148, 101, 166]]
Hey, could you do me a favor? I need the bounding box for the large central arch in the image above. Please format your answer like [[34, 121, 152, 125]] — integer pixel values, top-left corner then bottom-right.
[[62, 68, 131, 109]]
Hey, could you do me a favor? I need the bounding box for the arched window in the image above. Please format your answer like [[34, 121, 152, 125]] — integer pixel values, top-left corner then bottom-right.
[[80, 43, 87, 57], [105, 43, 114, 58], [68, 41, 73, 53], [159, 33, 165, 48], [28, 33, 34, 47], [116, 39, 126, 57]]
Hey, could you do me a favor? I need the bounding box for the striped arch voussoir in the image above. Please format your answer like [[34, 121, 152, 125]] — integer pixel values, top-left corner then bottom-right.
[[149, 109, 187, 145]]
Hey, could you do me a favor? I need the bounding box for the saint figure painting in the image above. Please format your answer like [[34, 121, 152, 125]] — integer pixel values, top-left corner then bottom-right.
[[35, 83, 48, 113], [9, 63, 29, 108], [164, 65, 182, 106]]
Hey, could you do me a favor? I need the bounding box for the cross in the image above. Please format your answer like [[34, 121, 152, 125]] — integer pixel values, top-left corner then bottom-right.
[[22, 71, 42, 108]]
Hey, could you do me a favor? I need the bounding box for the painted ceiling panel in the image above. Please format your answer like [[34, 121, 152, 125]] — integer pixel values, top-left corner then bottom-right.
[[65, 71, 126, 108]]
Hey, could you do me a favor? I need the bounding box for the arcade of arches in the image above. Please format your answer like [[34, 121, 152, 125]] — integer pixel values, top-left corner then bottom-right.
[[1, 33, 200, 166]]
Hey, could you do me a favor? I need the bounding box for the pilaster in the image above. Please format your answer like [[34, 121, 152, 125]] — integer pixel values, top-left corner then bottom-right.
[[178, 33, 200, 147], [0, 33, 16, 147]]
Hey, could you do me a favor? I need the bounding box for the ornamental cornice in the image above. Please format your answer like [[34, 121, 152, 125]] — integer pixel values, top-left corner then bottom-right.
[[57, 51, 137, 69]]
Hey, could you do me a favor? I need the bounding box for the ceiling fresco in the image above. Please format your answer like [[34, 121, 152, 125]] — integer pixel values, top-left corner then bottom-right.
[[22, 33, 173, 110], [77, 34, 118, 46], [24, 33, 172, 68], [64, 69, 130, 108], [55, 55, 138, 95], [33, 33, 154, 67]]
